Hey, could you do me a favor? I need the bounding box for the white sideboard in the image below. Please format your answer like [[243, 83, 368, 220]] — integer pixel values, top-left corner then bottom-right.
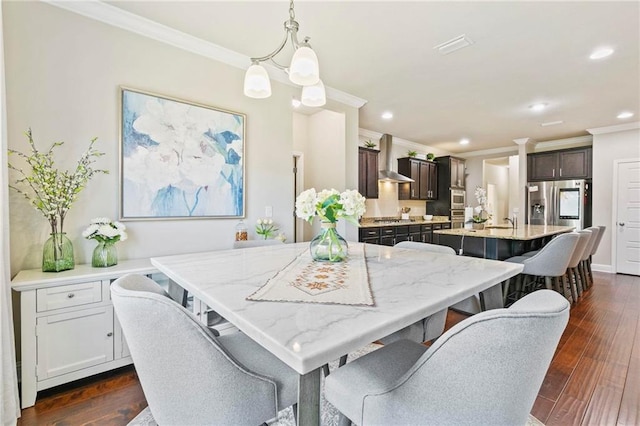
[[11, 259, 158, 408]]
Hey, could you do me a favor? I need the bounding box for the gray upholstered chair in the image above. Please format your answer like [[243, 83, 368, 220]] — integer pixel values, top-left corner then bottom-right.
[[565, 230, 592, 301], [504, 232, 579, 303], [585, 225, 605, 288], [324, 289, 570, 426], [380, 241, 456, 345], [111, 274, 298, 425], [578, 226, 600, 290]]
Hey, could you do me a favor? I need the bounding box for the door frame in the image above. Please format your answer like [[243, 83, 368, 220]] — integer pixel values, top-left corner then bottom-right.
[[293, 151, 304, 243], [611, 158, 640, 274]]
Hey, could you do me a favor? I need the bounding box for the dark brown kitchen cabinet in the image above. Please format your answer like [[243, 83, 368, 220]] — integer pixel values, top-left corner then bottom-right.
[[358, 147, 379, 198], [528, 147, 592, 181], [450, 157, 466, 189], [397, 158, 437, 200]]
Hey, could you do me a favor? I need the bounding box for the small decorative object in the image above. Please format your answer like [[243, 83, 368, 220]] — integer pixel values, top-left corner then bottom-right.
[[235, 220, 248, 241], [8, 129, 107, 272], [364, 140, 377, 148], [469, 186, 491, 228], [83, 218, 128, 267], [275, 232, 287, 243], [296, 188, 366, 262], [255, 218, 278, 239], [427, 153, 435, 161], [407, 150, 418, 158]]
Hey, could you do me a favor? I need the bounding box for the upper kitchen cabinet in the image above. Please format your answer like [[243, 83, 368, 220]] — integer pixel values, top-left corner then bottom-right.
[[397, 157, 437, 200], [358, 147, 379, 198], [435, 156, 466, 189], [528, 147, 592, 181]]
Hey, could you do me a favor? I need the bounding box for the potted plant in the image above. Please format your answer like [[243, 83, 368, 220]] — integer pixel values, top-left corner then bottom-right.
[[407, 150, 418, 158], [364, 140, 377, 149], [427, 153, 435, 161], [468, 186, 491, 229]]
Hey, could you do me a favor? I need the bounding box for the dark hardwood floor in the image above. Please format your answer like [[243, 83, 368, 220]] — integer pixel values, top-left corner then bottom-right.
[[17, 272, 639, 425]]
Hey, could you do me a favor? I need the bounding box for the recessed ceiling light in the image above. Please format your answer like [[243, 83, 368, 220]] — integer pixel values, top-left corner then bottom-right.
[[381, 111, 393, 120], [589, 47, 614, 60], [617, 111, 634, 119], [459, 138, 470, 145], [529, 103, 548, 112], [541, 120, 564, 127], [291, 98, 301, 108]]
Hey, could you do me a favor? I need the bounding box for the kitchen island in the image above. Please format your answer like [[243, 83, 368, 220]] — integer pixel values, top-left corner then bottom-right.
[[434, 224, 574, 260]]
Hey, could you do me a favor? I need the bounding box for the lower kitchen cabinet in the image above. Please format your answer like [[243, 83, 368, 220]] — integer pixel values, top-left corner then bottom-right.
[[359, 223, 451, 246], [12, 259, 157, 408]]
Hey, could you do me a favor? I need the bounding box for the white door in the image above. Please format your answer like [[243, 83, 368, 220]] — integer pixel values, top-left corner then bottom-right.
[[616, 160, 640, 275]]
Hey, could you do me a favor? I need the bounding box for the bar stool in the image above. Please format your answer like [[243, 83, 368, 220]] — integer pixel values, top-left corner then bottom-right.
[[586, 226, 606, 286], [565, 230, 592, 302], [503, 232, 579, 304], [578, 226, 600, 291]]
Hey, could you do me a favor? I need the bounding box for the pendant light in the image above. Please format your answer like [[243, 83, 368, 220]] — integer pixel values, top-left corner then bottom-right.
[[243, 0, 325, 106]]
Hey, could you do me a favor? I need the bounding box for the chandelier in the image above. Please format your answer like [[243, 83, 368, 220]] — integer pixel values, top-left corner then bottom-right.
[[243, 0, 326, 107]]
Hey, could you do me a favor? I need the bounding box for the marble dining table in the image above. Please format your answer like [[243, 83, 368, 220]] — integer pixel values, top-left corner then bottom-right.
[[151, 242, 523, 426]]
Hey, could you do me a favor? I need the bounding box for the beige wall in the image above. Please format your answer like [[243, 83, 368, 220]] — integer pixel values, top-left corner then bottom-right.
[[591, 127, 640, 270], [3, 2, 358, 275], [484, 163, 509, 222]]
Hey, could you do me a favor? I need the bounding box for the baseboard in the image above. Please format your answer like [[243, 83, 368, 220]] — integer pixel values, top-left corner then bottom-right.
[[592, 263, 614, 273]]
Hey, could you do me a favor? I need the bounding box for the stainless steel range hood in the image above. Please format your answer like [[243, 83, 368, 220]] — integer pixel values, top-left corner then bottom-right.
[[378, 134, 414, 183]]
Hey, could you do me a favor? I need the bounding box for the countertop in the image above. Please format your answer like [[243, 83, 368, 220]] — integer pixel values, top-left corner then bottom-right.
[[433, 225, 574, 241], [359, 217, 451, 228]]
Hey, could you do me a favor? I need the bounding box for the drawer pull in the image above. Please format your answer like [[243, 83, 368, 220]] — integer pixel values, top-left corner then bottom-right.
[[67, 293, 75, 299], [107, 332, 113, 337]]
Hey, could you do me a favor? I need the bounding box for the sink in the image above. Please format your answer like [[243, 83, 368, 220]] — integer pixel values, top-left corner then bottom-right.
[[484, 225, 513, 229]]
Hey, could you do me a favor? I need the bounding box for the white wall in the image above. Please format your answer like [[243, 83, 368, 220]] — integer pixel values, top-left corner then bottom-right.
[[3, 2, 358, 275], [591, 127, 640, 270], [484, 163, 509, 222]]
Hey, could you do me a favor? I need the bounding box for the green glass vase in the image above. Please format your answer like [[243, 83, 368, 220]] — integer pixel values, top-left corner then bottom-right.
[[42, 233, 75, 272], [310, 222, 348, 262], [92, 241, 118, 267]]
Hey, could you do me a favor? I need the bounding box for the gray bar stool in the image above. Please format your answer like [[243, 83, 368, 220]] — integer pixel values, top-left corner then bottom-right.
[[586, 226, 606, 287], [503, 232, 579, 304], [565, 230, 592, 302], [578, 226, 600, 291]]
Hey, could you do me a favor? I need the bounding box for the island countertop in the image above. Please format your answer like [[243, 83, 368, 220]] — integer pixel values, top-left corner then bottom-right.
[[433, 224, 574, 241]]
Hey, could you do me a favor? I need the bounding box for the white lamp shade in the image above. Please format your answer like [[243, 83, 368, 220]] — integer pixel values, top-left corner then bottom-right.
[[301, 79, 326, 107], [244, 64, 272, 99], [289, 46, 320, 86]]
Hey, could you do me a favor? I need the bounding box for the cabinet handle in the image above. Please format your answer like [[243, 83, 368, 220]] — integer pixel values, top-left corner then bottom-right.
[[107, 332, 113, 337], [411, 189, 414, 197], [67, 293, 75, 299], [552, 169, 555, 177], [559, 168, 563, 177]]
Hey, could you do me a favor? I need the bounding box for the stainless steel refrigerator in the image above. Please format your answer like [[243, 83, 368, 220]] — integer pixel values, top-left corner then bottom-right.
[[526, 179, 592, 230]]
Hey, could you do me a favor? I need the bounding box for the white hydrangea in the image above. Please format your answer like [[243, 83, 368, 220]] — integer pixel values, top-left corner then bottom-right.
[[83, 217, 128, 243], [295, 188, 318, 221], [295, 188, 366, 225]]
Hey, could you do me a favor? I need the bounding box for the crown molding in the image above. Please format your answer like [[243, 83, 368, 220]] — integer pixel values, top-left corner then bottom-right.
[[358, 128, 447, 153], [456, 145, 518, 159], [532, 135, 592, 151], [587, 121, 640, 135], [42, 0, 367, 109]]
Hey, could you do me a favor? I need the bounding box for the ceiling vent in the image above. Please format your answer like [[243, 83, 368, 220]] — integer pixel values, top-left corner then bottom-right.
[[434, 34, 473, 55]]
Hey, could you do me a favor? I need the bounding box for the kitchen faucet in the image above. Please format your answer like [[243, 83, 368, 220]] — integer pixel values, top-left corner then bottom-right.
[[503, 216, 518, 229]]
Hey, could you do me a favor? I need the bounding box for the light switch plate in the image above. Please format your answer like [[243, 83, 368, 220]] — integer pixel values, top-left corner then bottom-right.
[[265, 206, 273, 217]]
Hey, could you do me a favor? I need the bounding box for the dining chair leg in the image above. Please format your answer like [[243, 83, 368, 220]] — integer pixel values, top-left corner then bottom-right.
[[544, 276, 553, 291], [574, 266, 584, 297]]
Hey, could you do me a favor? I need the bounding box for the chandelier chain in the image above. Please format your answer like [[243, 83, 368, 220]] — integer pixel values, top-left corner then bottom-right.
[[289, 0, 295, 20]]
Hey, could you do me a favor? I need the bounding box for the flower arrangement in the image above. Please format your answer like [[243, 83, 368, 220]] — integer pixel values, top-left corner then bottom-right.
[[296, 188, 366, 262], [82, 218, 128, 244], [471, 186, 491, 223], [255, 218, 278, 240], [8, 129, 108, 236], [295, 188, 366, 225]]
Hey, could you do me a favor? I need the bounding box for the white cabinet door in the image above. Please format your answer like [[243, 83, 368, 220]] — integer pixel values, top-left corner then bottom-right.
[[36, 306, 114, 380], [113, 314, 131, 359]]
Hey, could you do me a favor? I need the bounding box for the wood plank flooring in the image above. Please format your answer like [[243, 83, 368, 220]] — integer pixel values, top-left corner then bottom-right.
[[17, 271, 639, 425]]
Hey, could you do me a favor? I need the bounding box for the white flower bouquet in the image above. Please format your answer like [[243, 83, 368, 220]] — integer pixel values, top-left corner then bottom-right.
[[255, 218, 278, 239], [471, 186, 491, 223], [295, 188, 366, 225], [82, 217, 128, 244]]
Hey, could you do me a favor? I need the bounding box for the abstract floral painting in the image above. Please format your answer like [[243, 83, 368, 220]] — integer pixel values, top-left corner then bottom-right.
[[120, 88, 245, 219]]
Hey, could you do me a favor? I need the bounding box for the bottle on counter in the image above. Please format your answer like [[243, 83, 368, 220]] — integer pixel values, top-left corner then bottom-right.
[[235, 220, 248, 241]]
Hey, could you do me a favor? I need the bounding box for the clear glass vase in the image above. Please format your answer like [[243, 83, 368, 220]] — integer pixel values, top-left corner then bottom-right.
[[92, 241, 118, 267], [42, 233, 75, 272], [310, 222, 348, 262]]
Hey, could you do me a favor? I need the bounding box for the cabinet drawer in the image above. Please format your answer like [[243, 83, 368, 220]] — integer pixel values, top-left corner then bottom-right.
[[381, 227, 395, 236], [37, 281, 103, 312], [360, 228, 380, 238]]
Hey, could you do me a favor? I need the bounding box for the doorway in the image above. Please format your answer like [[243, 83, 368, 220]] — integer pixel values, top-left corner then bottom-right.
[[292, 152, 304, 243], [614, 159, 640, 275]]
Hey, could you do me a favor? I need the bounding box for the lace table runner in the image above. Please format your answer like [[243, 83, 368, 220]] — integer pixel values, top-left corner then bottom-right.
[[247, 244, 374, 306]]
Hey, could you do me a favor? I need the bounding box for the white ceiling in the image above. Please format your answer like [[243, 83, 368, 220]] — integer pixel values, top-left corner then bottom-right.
[[105, 1, 640, 154]]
